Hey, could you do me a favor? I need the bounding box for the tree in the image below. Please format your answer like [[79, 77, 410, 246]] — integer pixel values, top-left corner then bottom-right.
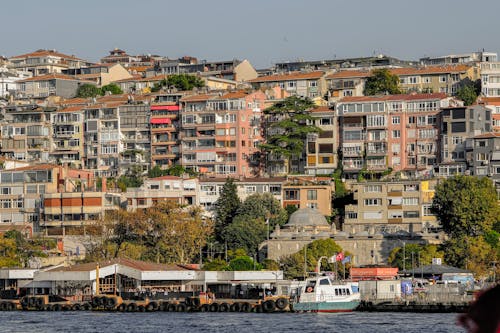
[[236, 193, 288, 229], [76, 84, 101, 98], [100, 83, 123, 95], [203, 258, 228, 271], [388, 244, 444, 270], [364, 68, 401, 95], [456, 83, 478, 106], [431, 175, 499, 238], [227, 255, 262, 271], [214, 178, 240, 241], [281, 239, 345, 279], [166, 74, 205, 91], [223, 216, 267, 256], [260, 96, 321, 173]]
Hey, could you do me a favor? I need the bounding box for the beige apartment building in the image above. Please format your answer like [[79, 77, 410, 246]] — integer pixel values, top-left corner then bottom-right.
[[8, 49, 93, 76], [343, 180, 438, 235], [282, 176, 334, 216], [248, 71, 327, 99], [305, 106, 338, 175]]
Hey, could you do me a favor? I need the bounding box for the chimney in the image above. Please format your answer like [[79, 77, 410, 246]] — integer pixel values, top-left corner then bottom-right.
[[101, 177, 107, 193]]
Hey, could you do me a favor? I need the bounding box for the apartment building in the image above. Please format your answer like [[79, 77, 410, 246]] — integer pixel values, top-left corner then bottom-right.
[[282, 176, 333, 216], [338, 93, 456, 179], [1, 104, 53, 162], [466, 132, 500, 183], [8, 49, 92, 76], [391, 65, 478, 95], [325, 70, 370, 101], [305, 106, 338, 175], [64, 63, 133, 87], [17, 74, 94, 99], [50, 106, 85, 168], [248, 71, 327, 99], [125, 176, 199, 210], [420, 51, 497, 66], [118, 104, 151, 174], [438, 105, 492, 177], [179, 90, 266, 178], [0, 67, 31, 97], [343, 180, 438, 235], [479, 97, 500, 132]]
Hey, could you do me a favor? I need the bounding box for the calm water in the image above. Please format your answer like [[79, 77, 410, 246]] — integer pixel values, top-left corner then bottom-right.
[[0, 312, 466, 333]]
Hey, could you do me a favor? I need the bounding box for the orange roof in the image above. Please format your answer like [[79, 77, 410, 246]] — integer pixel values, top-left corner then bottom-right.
[[9, 164, 59, 172], [480, 97, 500, 106], [10, 49, 84, 61], [180, 93, 216, 102], [58, 105, 85, 113], [127, 66, 152, 72], [473, 132, 500, 139], [390, 65, 471, 76], [248, 71, 325, 83], [19, 74, 82, 82], [219, 91, 248, 99], [57, 97, 89, 106], [311, 106, 333, 113], [112, 74, 144, 83], [339, 93, 448, 103], [75, 73, 101, 79], [326, 70, 371, 79]]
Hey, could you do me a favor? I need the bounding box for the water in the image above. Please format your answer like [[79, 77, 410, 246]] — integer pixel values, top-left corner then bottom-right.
[[0, 312, 465, 333]]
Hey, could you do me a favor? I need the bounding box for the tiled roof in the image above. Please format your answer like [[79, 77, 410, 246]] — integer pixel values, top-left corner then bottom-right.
[[389, 65, 471, 76], [8, 164, 59, 172], [18, 74, 82, 82], [326, 70, 371, 79], [10, 49, 84, 61], [219, 91, 248, 99], [57, 98, 89, 106], [248, 71, 325, 83], [310, 106, 333, 113], [48, 257, 196, 272], [473, 132, 500, 139], [180, 93, 216, 102], [58, 105, 85, 113], [127, 66, 152, 72], [339, 93, 448, 103]]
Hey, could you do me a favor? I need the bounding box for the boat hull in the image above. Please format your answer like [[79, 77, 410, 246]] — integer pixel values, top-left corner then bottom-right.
[[293, 300, 359, 313]]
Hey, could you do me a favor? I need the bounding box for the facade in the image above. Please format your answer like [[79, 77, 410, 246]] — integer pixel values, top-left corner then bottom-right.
[[17, 74, 94, 99], [338, 93, 457, 179], [248, 71, 327, 99], [1, 104, 53, 162], [282, 176, 333, 216], [325, 70, 369, 102], [466, 132, 500, 185], [50, 106, 85, 168], [419, 51, 497, 66], [343, 180, 439, 235], [480, 97, 500, 132], [100, 49, 140, 64], [480, 62, 500, 97], [437, 105, 492, 177], [305, 106, 338, 175], [8, 49, 92, 76], [179, 90, 266, 178], [65, 63, 133, 87], [0, 67, 31, 97], [125, 176, 199, 210]]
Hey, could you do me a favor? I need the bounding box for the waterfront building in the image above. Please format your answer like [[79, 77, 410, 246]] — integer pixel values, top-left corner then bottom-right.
[[50, 105, 85, 169], [337, 93, 458, 179], [419, 51, 497, 66], [17, 74, 95, 99], [247, 71, 327, 99], [64, 63, 133, 87], [179, 90, 266, 178], [8, 49, 93, 77], [282, 176, 333, 216], [305, 106, 339, 175], [343, 180, 439, 235], [325, 70, 370, 102], [437, 105, 492, 177]]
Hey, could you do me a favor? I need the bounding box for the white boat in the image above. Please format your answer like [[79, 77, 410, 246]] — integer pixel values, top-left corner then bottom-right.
[[292, 276, 360, 313]]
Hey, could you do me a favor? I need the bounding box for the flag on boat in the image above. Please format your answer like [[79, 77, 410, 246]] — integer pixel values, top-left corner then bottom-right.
[[341, 256, 351, 264], [336, 252, 344, 262]]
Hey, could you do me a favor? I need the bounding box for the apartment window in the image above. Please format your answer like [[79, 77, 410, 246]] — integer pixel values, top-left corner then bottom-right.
[[423, 204, 433, 216], [392, 130, 401, 138], [392, 116, 400, 124], [408, 76, 419, 84], [452, 136, 463, 145], [285, 190, 299, 200], [307, 190, 317, 200], [404, 184, 419, 192], [364, 185, 382, 193], [287, 81, 296, 89], [346, 212, 358, 219], [403, 197, 419, 205], [477, 153, 488, 161], [309, 81, 318, 87], [0, 199, 11, 209], [439, 75, 447, 83], [307, 202, 318, 209], [270, 185, 281, 194], [245, 186, 256, 194], [403, 211, 420, 218], [408, 116, 416, 124], [423, 76, 431, 83], [476, 140, 487, 147], [1, 187, 11, 195], [364, 198, 381, 206]]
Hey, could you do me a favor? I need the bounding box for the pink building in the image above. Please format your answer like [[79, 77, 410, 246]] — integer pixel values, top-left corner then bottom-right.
[[179, 90, 266, 178], [338, 93, 458, 178]]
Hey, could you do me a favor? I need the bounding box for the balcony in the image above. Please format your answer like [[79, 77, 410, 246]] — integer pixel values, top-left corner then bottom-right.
[[388, 218, 403, 224]]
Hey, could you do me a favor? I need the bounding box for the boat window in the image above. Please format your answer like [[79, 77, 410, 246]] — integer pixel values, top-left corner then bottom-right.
[[319, 279, 330, 286], [342, 289, 346, 295], [335, 289, 339, 296], [346, 289, 350, 295]]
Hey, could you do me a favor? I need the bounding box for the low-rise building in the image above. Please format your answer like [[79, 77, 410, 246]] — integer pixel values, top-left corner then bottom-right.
[[248, 71, 327, 99]]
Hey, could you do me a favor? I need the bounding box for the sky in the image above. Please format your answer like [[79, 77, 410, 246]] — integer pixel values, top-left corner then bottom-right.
[[2, 0, 500, 69]]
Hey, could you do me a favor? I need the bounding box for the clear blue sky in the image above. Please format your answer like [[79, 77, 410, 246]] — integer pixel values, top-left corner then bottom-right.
[[2, 0, 499, 69]]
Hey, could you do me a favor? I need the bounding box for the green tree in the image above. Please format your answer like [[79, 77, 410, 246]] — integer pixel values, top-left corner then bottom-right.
[[148, 165, 168, 178], [227, 255, 262, 271], [76, 84, 101, 98], [388, 244, 444, 270], [456, 83, 478, 106], [260, 96, 321, 173], [364, 68, 401, 95], [223, 217, 267, 256], [214, 178, 241, 242], [431, 175, 499, 237], [203, 258, 228, 271], [166, 74, 204, 91], [281, 239, 345, 279], [236, 193, 288, 228], [101, 83, 123, 95]]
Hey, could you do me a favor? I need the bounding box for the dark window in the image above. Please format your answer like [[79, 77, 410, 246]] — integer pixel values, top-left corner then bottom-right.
[[319, 131, 333, 139], [319, 144, 334, 153], [452, 109, 465, 119], [403, 211, 419, 218], [308, 142, 316, 153], [451, 122, 466, 133]]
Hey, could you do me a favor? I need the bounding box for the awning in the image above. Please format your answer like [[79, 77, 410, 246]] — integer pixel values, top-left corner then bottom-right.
[[151, 118, 171, 124], [151, 105, 179, 111]]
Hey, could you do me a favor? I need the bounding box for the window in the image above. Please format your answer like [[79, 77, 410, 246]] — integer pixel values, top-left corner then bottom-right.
[[392, 116, 400, 124], [307, 190, 317, 200], [1, 187, 11, 195], [403, 211, 419, 218], [285, 190, 299, 200], [245, 186, 256, 194], [364, 198, 381, 206], [403, 197, 419, 205], [439, 75, 447, 83], [346, 211, 358, 219], [364, 185, 382, 192], [392, 130, 401, 138], [423, 204, 433, 216]]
